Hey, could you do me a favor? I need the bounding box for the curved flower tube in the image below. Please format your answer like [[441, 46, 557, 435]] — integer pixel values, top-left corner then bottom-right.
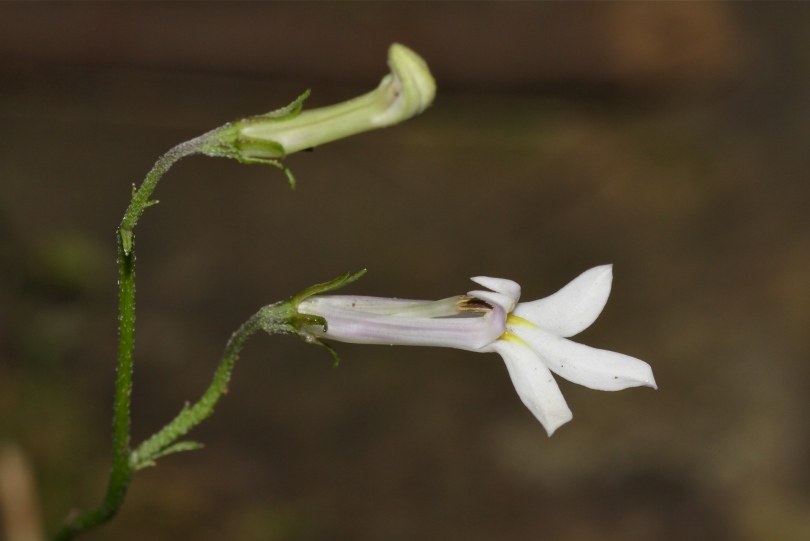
[[236, 43, 436, 160], [297, 265, 656, 436]]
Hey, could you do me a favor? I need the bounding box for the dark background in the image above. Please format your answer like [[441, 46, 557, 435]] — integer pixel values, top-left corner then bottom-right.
[[1, 3, 809, 540]]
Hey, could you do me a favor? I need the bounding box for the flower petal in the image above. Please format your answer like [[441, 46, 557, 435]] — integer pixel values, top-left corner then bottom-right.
[[298, 297, 505, 351], [512, 265, 613, 337], [511, 325, 657, 391], [491, 340, 573, 436], [470, 276, 521, 306]]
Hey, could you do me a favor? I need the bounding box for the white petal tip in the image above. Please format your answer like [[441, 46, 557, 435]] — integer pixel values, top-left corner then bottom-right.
[[634, 366, 657, 391], [613, 368, 658, 392], [543, 413, 573, 437], [470, 276, 521, 305], [591, 264, 614, 280]]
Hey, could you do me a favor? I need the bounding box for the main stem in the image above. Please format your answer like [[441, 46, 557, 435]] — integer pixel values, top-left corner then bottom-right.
[[50, 239, 136, 541], [52, 139, 202, 541], [53, 127, 296, 540]]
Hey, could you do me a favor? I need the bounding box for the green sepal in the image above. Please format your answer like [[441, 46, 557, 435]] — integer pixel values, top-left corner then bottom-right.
[[237, 156, 297, 189], [291, 269, 367, 306], [258, 89, 311, 121], [230, 90, 310, 162], [290, 270, 366, 366], [291, 313, 341, 366], [256, 270, 366, 366], [237, 138, 287, 159], [196, 90, 312, 187], [232, 90, 312, 160], [296, 313, 329, 332], [316, 340, 340, 367]]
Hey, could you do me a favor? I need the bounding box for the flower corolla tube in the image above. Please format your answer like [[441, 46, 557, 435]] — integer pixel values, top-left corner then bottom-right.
[[297, 265, 656, 436]]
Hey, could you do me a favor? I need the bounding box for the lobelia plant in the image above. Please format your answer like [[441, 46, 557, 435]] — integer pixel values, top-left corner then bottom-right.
[[47, 43, 655, 540], [51, 42, 435, 541]]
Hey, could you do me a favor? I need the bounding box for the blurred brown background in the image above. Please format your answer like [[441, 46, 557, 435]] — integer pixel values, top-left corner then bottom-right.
[[1, 3, 809, 541]]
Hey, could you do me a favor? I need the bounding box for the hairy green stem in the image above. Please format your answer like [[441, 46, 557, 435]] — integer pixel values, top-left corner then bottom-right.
[[132, 313, 263, 466], [51, 139, 203, 541], [51, 308, 264, 541], [51, 239, 137, 541], [121, 135, 207, 232], [51, 283, 266, 540]]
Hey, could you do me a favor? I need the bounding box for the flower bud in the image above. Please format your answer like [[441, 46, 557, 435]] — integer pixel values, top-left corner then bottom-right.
[[234, 43, 435, 160]]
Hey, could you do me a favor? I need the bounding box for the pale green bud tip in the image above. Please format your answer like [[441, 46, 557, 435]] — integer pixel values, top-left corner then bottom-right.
[[229, 43, 435, 161], [373, 43, 437, 127]]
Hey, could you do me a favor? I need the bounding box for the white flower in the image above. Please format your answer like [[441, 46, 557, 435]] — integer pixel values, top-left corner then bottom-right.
[[297, 265, 656, 436]]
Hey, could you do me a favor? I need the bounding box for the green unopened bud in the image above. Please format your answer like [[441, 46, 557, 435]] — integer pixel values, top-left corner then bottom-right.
[[238, 43, 434, 159], [203, 43, 434, 161], [196, 44, 434, 188]]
